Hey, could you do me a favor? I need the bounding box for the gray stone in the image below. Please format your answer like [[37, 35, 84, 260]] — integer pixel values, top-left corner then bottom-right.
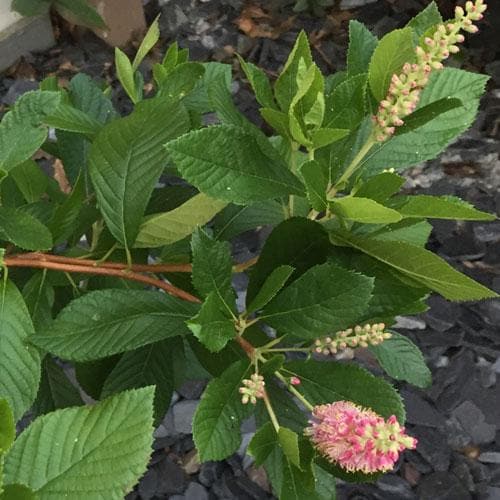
[[340, 0, 378, 9], [376, 475, 416, 499], [485, 487, 500, 500], [402, 390, 444, 428], [492, 357, 500, 374], [138, 468, 159, 499], [1, 79, 38, 105], [183, 482, 209, 500], [394, 316, 426, 330], [155, 458, 188, 495], [172, 400, 199, 434], [0, 15, 54, 72], [479, 452, 500, 464], [198, 461, 224, 487], [417, 472, 472, 500], [414, 427, 451, 471], [452, 401, 496, 445], [177, 380, 206, 400]]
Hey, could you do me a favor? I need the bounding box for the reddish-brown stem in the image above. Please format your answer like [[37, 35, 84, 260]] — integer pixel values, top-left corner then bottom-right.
[[8, 252, 192, 273], [4, 257, 201, 303], [233, 256, 259, 273], [236, 336, 255, 356]]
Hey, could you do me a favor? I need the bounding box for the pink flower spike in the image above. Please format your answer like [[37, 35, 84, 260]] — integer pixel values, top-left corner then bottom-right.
[[290, 376, 301, 386], [306, 401, 417, 474]]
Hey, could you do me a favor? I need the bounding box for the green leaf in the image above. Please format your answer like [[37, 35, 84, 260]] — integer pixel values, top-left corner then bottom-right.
[[191, 228, 234, 307], [54, 0, 106, 29], [193, 360, 253, 461], [275, 31, 313, 112], [132, 15, 160, 71], [324, 73, 367, 130], [330, 197, 402, 224], [287, 360, 405, 422], [247, 218, 331, 304], [0, 399, 15, 453], [11, 0, 50, 16], [278, 427, 301, 469], [0, 207, 52, 250], [395, 97, 462, 135], [75, 357, 120, 400], [157, 62, 205, 100], [115, 48, 138, 103], [311, 128, 349, 149], [32, 356, 83, 416], [89, 97, 190, 248], [44, 104, 103, 139], [314, 464, 337, 500], [213, 201, 284, 240], [299, 160, 328, 212], [4, 388, 154, 499], [261, 108, 292, 139], [101, 340, 175, 425], [391, 195, 496, 221], [368, 28, 414, 101], [347, 21, 378, 76], [0, 91, 61, 172], [370, 219, 432, 247], [248, 422, 278, 466], [187, 292, 236, 352], [363, 69, 489, 173], [281, 443, 316, 500], [355, 172, 404, 202], [237, 56, 277, 109], [134, 193, 227, 248], [0, 280, 41, 421], [332, 231, 497, 301], [406, 1, 442, 39], [166, 125, 303, 204], [261, 263, 373, 339], [10, 161, 48, 204], [31, 290, 198, 361], [0, 484, 37, 500], [22, 272, 54, 331], [247, 265, 295, 314], [370, 333, 432, 388]]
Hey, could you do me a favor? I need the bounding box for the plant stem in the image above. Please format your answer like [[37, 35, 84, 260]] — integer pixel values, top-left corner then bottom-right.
[[328, 136, 376, 198], [274, 371, 314, 411], [266, 347, 311, 353], [263, 390, 280, 433]]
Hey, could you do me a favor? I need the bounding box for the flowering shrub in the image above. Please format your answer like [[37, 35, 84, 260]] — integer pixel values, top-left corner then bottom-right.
[[0, 1, 496, 498]]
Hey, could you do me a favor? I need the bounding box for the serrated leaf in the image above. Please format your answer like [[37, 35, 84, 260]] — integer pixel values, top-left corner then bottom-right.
[[370, 333, 431, 388], [330, 197, 402, 224], [0, 399, 15, 453], [157, 62, 205, 100], [213, 201, 284, 240], [247, 218, 331, 304], [22, 272, 54, 331], [275, 31, 313, 112], [132, 15, 160, 71], [278, 427, 301, 469], [237, 56, 277, 109], [354, 172, 404, 202], [31, 290, 198, 361], [371, 219, 432, 247], [287, 360, 405, 422], [281, 442, 316, 500], [4, 388, 154, 499], [166, 125, 303, 204], [0, 207, 52, 251], [406, 1, 442, 39], [300, 160, 328, 212], [44, 104, 103, 139], [332, 231, 497, 301], [0, 91, 61, 172], [134, 193, 227, 248], [248, 422, 278, 466], [247, 266, 295, 314], [260, 108, 292, 139], [395, 97, 462, 135], [391, 195, 496, 221], [0, 280, 41, 421], [32, 356, 83, 416], [261, 263, 373, 339], [368, 28, 415, 101], [193, 360, 253, 461], [363, 69, 489, 173], [10, 160, 48, 204], [324, 73, 367, 130], [187, 292, 236, 352], [191, 228, 234, 308], [311, 128, 349, 149], [347, 21, 378, 76], [89, 97, 190, 248], [101, 340, 175, 424]]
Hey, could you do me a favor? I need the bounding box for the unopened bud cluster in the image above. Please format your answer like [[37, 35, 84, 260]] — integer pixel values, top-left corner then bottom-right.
[[373, 0, 487, 142], [239, 373, 265, 404], [314, 323, 392, 355]]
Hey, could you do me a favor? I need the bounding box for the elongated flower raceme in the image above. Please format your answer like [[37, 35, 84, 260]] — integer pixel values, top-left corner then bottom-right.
[[306, 401, 417, 473], [373, 0, 487, 142]]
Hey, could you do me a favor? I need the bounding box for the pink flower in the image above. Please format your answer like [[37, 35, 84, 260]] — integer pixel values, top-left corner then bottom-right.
[[290, 376, 301, 386], [306, 401, 417, 474]]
